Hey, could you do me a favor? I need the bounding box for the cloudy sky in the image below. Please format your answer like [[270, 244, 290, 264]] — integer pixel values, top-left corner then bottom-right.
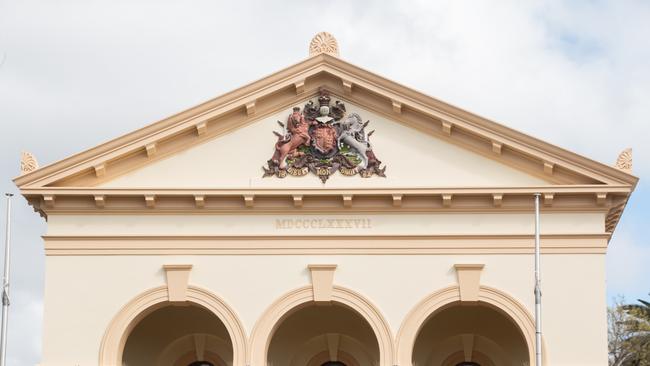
[[0, 0, 648, 364]]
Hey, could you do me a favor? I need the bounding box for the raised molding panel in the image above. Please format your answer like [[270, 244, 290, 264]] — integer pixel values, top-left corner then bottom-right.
[[491, 141, 503, 155], [43, 194, 55, 208], [194, 195, 205, 209], [245, 101, 256, 116], [145, 143, 157, 157], [94, 195, 105, 208], [94, 164, 106, 178], [454, 264, 485, 302], [461, 334, 475, 362], [342, 80, 353, 95], [295, 80, 306, 95], [196, 122, 207, 136], [442, 121, 453, 135], [308, 264, 337, 302], [163, 264, 193, 302], [392, 100, 402, 114], [327, 333, 341, 361], [544, 193, 554, 207]]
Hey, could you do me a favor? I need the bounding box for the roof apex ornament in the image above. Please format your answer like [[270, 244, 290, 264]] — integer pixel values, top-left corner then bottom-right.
[[20, 151, 39, 175], [309, 32, 339, 57], [614, 148, 632, 173]]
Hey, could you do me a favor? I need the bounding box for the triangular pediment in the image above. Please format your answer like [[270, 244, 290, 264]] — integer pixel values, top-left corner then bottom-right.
[[14, 52, 636, 233], [14, 54, 635, 190]]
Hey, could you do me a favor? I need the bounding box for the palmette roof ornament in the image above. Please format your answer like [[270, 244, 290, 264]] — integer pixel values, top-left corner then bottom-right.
[[615, 148, 632, 173], [309, 32, 339, 57], [20, 151, 39, 175]]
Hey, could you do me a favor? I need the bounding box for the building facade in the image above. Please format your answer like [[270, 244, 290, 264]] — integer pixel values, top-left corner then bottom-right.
[[15, 33, 637, 366]]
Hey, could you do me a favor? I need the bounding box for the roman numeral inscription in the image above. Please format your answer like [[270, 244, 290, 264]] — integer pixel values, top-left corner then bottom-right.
[[275, 218, 372, 230]]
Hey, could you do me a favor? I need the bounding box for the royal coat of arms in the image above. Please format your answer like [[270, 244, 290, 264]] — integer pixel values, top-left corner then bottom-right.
[[262, 91, 387, 183]]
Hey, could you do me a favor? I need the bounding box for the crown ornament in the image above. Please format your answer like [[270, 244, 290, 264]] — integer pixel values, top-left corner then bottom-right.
[[318, 91, 331, 107]]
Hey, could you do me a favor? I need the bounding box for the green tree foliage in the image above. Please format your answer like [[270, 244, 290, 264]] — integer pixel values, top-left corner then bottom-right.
[[609, 295, 650, 365]]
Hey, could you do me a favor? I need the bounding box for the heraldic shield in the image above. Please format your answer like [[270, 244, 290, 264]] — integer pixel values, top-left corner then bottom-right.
[[263, 90, 387, 183]]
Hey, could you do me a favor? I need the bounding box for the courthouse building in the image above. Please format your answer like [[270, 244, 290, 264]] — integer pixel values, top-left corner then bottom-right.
[[15, 33, 637, 366]]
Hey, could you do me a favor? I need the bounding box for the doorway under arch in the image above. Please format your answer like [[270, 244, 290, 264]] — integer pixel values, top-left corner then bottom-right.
[[99, 286, 246, 366], [187, 362, 216, 366], [267, 303, 379, 366], [122, 304, 233, 366], [249, 286, 393, 366], [412, 303, 529, 366]]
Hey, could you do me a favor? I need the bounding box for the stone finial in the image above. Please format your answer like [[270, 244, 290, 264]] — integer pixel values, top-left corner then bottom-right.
[[615, 148, 632, 173], [20, 151, 39, 175], [309, 32, 339, 57]]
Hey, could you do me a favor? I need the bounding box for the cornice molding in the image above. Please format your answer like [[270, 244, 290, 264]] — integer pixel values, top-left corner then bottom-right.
[[22, 186, 627, 222], [43, 233, 609, 256], [19, 185, 633, 195]]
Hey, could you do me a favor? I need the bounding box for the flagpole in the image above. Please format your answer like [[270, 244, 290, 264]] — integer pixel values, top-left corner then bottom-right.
[[534, 193, 542, 366], [0, 193, 13, 366]]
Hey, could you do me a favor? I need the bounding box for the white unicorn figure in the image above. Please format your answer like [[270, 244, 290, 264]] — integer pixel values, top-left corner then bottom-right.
[[337, 113, 372, 169]]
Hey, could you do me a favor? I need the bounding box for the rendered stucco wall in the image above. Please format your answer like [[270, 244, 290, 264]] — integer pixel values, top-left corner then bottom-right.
[[46, 212, 605, 237], [38, 204, 609, 366], [40, 251, 606, 366]]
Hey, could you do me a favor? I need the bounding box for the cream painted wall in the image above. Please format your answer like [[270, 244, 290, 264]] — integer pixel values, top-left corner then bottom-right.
[[40, 251, 607, 366], [45, 212, 606, 237], [542, 254, 608, 365], [40, 209, 609, 365], [98, 100, 550, 189], [40, 99, 606, 366]]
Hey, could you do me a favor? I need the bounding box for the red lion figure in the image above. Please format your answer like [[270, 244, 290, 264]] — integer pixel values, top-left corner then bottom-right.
[[271, 107, 311, 169]]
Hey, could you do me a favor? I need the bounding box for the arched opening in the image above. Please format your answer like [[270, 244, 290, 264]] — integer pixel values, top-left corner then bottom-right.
[[122, 304, 233, 366], [267, 303, 380, 366], [412, 303, 529, 366], [100, 286, 246, 366]]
